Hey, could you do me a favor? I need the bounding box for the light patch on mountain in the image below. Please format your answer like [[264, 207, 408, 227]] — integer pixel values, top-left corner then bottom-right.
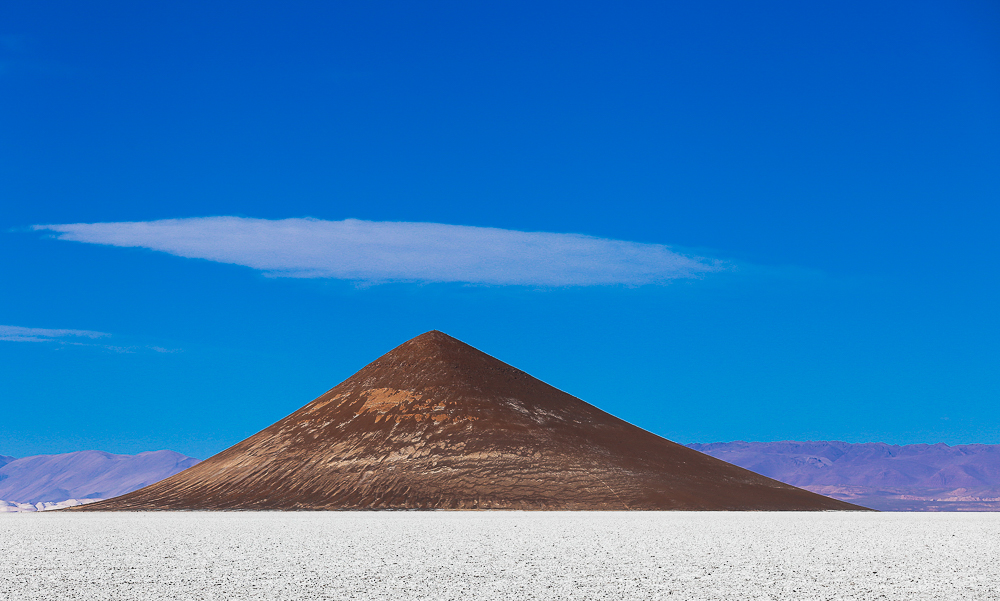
[[0, 498, 102, 513]]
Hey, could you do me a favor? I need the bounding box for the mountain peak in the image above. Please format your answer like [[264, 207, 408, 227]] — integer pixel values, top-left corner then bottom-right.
[[79, 334, 865, 511], [383, 329, 498, 362], [377, 329, 488, 369]]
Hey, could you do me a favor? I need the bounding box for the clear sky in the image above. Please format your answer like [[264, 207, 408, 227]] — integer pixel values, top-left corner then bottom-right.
[[2, 1, 998, 459]]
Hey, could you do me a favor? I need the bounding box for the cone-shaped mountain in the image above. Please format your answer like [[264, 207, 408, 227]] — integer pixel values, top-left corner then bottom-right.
[[81, 331, 865, 510]]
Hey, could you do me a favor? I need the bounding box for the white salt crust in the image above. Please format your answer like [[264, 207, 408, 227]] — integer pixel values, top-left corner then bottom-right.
[[0, 499, 101, 513], [1, 512, 997, 600]]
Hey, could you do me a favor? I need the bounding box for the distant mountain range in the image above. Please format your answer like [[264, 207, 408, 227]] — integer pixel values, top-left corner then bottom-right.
[[3, 440, 998, 512], [0, 450, 199, 512], [688, 441, 1000, 511]]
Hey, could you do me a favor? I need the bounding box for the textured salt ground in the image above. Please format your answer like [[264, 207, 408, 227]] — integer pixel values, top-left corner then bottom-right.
[[2, 513, 997, 600]]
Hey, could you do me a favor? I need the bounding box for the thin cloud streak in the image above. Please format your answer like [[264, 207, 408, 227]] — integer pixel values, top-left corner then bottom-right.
[[0, 325, 179, 353], [33, 217, 725, 286], [0, 325, 109, 343]]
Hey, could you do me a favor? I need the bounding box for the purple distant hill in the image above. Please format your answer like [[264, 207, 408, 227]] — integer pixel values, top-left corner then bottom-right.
[[688, 441, 1000, 511], [0, 450, 199, 505], [0, 456, 14, 469]]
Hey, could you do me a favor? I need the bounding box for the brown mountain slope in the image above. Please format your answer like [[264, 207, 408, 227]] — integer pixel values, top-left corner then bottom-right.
[[80, 331, 866, 511]]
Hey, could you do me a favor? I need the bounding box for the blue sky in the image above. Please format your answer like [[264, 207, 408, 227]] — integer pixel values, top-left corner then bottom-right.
[[2, 0, 998, 459]]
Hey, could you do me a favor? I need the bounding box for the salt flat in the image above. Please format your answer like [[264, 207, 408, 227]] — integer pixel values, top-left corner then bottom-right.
[[1, 512, 997, 600]]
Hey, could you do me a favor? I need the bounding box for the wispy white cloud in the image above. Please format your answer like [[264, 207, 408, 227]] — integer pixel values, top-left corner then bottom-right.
[[0, 325, 180, 354], [0, 325, 109, 343], [149, 346, 182, 354], [33, 217, 725, 286]]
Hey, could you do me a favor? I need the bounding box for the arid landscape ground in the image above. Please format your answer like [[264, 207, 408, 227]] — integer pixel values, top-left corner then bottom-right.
[[3, 512, 997, 600]]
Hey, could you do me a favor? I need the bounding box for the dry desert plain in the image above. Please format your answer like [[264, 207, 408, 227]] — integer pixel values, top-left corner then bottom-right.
[[2, 511, 998, 600]]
